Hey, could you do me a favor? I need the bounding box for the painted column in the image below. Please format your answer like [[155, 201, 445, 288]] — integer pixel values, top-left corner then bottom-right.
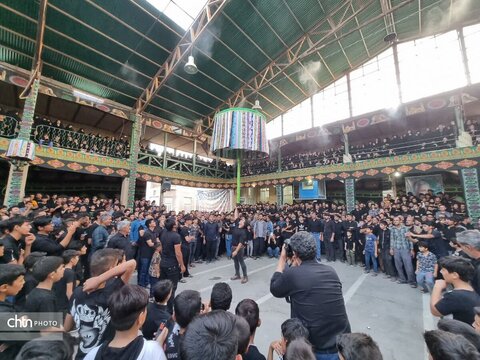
[[461, 168, 480, 222], [236, 154, 241, 204], [343, 132, 352, 163], [276, 185, 284, 206], [277, 146, 282, 172], [120, 177, 130, 207], [162, 132, 168, 169], [5, 79, 40, 207], [192, 138, 197, 174], [345, 178, 356, 214], [126, 112, 142, 209], [455, 95, 472, 148]]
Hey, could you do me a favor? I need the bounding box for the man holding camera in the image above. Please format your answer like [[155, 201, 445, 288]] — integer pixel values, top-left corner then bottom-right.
[[270, 231, 351, 360]]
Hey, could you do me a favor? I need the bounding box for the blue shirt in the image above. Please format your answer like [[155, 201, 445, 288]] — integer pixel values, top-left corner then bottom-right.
[[130, 219, 146, 243], [364, 234, 377, 252]]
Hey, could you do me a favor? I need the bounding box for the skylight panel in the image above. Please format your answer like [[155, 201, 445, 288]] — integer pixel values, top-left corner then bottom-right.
[[146, 0, 209, 30]]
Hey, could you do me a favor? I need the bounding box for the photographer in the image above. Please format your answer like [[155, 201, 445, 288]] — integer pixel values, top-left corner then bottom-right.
[[270, 231, 351, 360]]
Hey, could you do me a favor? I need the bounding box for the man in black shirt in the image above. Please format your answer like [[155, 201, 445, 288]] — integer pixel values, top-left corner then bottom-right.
[[230, 213, 248, 284], [107, 220, 134, 260], [137, 219, 158, 288], [307, 212, 323, 261], [32, 216, 78, 256], [179, 216, 195, 280], [323, 214, 336, 262], [270, 231, 351, 358], [160, 218, 186, 313]]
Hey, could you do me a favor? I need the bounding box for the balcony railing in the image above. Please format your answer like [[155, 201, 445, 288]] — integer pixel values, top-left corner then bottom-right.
[[138, 152, 233, 179], [33, 125, 130, 159], [0, 115, 19, 138]]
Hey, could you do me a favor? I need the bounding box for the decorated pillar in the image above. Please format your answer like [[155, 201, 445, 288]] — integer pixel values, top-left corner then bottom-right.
[[461, 168, 480, 222], [4, 79, 40, 207], [192, 138, 197, 174], [126, 112, 142, 209], [454, 96, 472, 148], [277, 146, 282, 172], [276, 185, 284, 206], [162, 132, 168, 169], [345, 178, 356, 214]]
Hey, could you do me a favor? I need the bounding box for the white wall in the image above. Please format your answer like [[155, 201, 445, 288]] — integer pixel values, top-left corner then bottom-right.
[[146, 182, 233, 212]]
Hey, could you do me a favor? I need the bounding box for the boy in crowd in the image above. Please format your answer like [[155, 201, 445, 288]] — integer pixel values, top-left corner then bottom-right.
[[0, 216, 35, 264], [64, 249, 136, 359], [180, 310, 240, 360], [344, 230, 356, 266], [235, 299, 266, 360], [210, 282, 233, 311], [142, 280, 173, 340], [0, 264, 26, 359], [336, 333, 383, 360], [14, 252, 45, 310], [165, 289, 203, 359], [84, 284, 167, 360], [25, 256, 64, 313], [431, 256, 480, 325], [267, 318, 310, 360], [416, 241, 438, 293], [363, 227, 379, 276], [53, 250, 80, 314]]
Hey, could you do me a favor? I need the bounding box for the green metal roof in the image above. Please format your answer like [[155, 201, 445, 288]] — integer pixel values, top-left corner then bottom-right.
[[0, 0, 479, 131]]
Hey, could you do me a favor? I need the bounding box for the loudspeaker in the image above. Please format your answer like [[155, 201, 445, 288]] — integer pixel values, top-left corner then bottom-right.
[[161, 179, 171, 192]]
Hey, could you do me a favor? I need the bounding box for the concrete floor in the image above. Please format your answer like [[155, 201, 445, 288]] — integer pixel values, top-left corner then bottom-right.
[[177, 256, 435, 360]]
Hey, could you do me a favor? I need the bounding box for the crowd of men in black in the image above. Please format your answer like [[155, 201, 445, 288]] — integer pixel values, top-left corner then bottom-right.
[[350, 124, 456, 161], [32, 116, 131, 159], [3, 187, 480, 358], [243, 124, 459, 176]]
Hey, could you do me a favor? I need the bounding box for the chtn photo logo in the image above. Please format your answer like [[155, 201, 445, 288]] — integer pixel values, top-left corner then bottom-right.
[[7, 315, 32, 328]]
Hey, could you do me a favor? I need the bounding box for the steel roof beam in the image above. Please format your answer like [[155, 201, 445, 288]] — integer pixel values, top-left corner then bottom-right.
[[198, 0, 370, 132], [380, 0, 397, 36], [135, 0, 228, 114]]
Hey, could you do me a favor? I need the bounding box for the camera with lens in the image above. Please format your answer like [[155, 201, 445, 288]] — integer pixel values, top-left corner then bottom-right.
[[284, 238, 294, 258]]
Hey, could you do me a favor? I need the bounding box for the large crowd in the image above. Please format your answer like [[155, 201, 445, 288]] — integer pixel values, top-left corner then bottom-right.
[[242, 124, 458, 176], [2, 188, 480, 359]]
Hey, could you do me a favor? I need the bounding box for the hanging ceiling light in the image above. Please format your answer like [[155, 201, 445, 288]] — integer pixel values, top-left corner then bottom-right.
[[184, 55, 198, 74], [252, 100, 262, 111]]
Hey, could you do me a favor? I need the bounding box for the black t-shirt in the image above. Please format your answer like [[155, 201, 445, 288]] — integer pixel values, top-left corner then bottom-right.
[[164, 326, 182, 359], [307, 219, 323, 233], [53, 268, 76, 312], [296, 221, 308, 232], [15, 272, 38, 311], [32, 233, 64, 256], [0, 301, 25, 359], [142, 303, 171, 340], [435, 289, 480, 324], [25, 288, 57, 313], [70, 277, 124, 359], [138, 230, 156, 259], [0, 234, 20, 263], [242, 345, 266, 360], [232, 227, 248, 247], [179, 226, 190, 247], [160, 231, 181, 268]]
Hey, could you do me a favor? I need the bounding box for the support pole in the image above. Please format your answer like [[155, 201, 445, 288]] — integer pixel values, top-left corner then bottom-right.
[[192, 138, 197, 174], [236, 154, 241, 204], [392, 42, 403, 104], [126, 112, 142, 209], [162, 132, 168, 169]]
